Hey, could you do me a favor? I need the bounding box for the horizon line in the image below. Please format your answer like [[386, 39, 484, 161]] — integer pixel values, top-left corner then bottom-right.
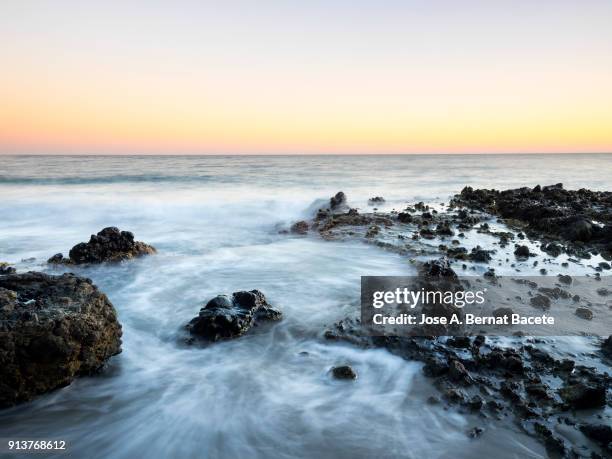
[[2, 151, 612, 157]]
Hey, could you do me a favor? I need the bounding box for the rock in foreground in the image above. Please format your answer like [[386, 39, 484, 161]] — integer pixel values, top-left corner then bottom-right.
[[48, 227, 156, 264], [187, 290, 282, 341], [0, 272, 122, 408]]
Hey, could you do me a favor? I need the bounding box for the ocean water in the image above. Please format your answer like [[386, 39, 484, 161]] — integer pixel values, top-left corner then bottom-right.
[[0, 154, 611, 459]]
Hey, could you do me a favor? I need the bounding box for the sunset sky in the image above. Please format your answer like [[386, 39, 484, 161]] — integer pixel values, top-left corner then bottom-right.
[[1, 1, 611, 155]]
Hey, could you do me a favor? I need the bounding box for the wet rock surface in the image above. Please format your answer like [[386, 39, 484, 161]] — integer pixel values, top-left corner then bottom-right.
[[331, 365, 357, 380], [290, 220, 310, 235], [281, 190, 612, 455], [0, 272, 122, 408], [187, 290, 282, 342], [324, 318, 611, 457], [453, 184, 612, 257], [48, 227, 156, 265]]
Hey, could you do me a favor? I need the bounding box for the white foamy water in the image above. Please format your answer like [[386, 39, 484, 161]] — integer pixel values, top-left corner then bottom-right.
[[1, 154, 610, 458]]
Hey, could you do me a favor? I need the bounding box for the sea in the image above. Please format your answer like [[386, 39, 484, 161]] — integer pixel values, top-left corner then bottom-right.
[[0, 154, 611, 458]]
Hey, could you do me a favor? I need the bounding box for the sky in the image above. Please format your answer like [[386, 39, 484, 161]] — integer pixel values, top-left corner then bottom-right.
[[1, 0, 611, 155]]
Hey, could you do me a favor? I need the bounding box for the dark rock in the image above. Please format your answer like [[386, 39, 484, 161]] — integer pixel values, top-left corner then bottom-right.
[[575, 307, 593, 320], [448, 360, 470, 383], [423, 357, 449, 377], [368, 196, 385, 205], [559, 382, 607, 410], [420, 257, 458, 280], [47, 253, 65, 264], [542, 243, 563, 257], [601, 336, 612, 358], [0, 272, 122, 408], [467, 395, 484, 411], [419, 227, 435, 239], [557, 274, 572, 285], [469, 246, 493, 263], [514, 245, 531, 258], [331, 365, 357, 380], [187, 290, 281, 341], [447, 336, 471, 348], [435, 221, 454, 236], [534, 422, 566, 456], [290, 221, 309, 235], [563, 217, 593, 242], [525, 383, 550, 400], [452, 184, 612, 256], [467, 427, 484, 438], [530, 294, 551, 310], [49, 227, 156, 265], [579, 424, 612, 446], [397, 212, 412, 223], [330, 192, 347, 211], [0, 263, 16, 275], [446, 247, 468, 259]]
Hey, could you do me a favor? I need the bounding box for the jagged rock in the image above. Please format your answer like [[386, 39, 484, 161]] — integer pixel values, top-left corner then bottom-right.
[[187, 290, 281, 341], [453, 185, 612, 256], [0, 272, 122, 408], [331, 365, 357, 380], [330, 192, 348, 212], [368, 196, 385, 205], [448, 360, 471, 383], [48, 227, 156, 264]]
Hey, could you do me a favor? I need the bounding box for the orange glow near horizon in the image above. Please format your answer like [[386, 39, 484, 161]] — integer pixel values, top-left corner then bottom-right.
[[1, 1, 612, 154]]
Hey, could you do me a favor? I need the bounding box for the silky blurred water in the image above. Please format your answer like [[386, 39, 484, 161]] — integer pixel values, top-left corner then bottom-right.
[[1, 154, 610, 458]]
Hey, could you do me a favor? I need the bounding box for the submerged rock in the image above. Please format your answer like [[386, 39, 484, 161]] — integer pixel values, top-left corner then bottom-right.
[[530, 294, 551, 310], [367, 196, 385, 205], [331, 365, 357, 380], [48, 227, 156, 265], [575, 307, 593, 320], [187, 290, 282, 341], [290, 220, 309, 235], [0, 272, 122, 408]]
